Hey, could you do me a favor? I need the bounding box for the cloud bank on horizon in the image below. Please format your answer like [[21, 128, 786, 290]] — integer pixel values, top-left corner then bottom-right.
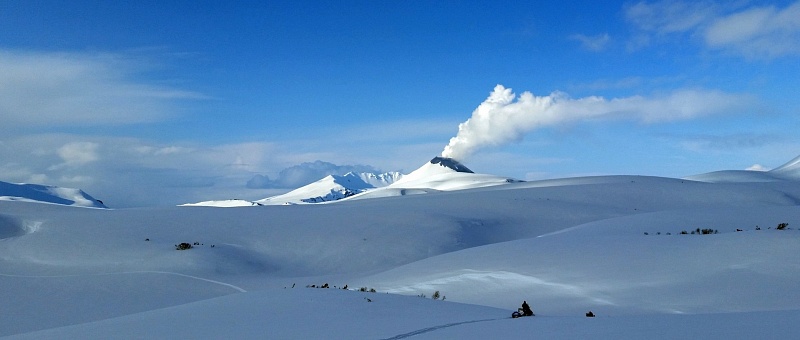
[[441, 85, 752, 162]]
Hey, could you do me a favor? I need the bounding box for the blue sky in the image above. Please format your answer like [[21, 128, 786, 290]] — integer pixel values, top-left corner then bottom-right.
[[1, 0, 799, 207]]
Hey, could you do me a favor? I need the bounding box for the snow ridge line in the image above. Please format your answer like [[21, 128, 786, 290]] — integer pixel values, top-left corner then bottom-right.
[[381, 317, 502, 340], [0, 270, 247, 293]]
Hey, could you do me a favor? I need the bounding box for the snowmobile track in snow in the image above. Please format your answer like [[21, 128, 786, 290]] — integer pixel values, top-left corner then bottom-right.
[[0, 270, 247, 293], [381, 317, 502, 339]]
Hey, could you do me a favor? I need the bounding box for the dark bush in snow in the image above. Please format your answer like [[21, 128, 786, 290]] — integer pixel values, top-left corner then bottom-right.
[[175, 243, 192, 250], [681, 228, 718, 235]]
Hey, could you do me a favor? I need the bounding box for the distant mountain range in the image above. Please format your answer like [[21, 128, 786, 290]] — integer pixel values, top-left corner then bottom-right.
[[4, 154, 800, 208], [255, 171, 404, 205], [254, 156, 519, 206]]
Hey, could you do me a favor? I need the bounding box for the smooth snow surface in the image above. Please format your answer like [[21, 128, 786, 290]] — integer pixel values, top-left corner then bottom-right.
[[2, 155, 800, 338], [179, 199, 263, 207]]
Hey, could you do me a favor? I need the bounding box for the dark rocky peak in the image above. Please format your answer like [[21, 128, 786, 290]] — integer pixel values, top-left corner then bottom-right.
[[430, 157, 474, 173]]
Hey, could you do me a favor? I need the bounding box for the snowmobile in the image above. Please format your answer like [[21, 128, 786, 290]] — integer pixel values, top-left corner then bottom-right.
[[511, 309, 534, 318]]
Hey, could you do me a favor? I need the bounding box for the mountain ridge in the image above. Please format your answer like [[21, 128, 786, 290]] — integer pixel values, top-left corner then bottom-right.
[[255, 171, 403, 205], [0, 180, 107, 208]]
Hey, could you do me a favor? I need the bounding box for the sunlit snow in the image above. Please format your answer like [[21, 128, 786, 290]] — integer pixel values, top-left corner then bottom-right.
[[2, 155, 800, 338]]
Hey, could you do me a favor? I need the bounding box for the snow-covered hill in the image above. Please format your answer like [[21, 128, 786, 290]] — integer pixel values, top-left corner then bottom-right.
[[0, 180, 107, 208], [771, 154, 800, 179], [685, 155, 800, 183], [2, 154, 800, 338]]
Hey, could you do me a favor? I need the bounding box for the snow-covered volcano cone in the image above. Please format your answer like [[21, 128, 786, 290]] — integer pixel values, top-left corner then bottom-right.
[[385, 156, 518, 192], [390, 156, 475, 186]]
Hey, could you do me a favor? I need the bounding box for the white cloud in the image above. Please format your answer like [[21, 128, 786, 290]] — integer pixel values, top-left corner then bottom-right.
[[58, 175, 94, 185], [0, 50, 204, 130], [51, 142, 99, 169], [704, 2, 800, 58], [624, 1, 800, 59], [27, 174, 49, 184], [154, 146, 190, 156], [624, 0, 719, 34], [569, 33, 611, 51]]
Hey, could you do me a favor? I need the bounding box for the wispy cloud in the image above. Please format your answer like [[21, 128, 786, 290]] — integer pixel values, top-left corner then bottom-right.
[[625, 0, 719, 34], [0, 50, 205, 130], [704, 2, 800, 59], [49, 141, 99, 170], [624, 0, 800, 59], [569, 33, 611, 52], [677, 132, 774, 152]]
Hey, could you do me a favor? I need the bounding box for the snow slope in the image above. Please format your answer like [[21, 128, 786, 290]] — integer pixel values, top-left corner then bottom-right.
[[0, 180, 107, 208], [10, 289, 798, 340], [2, 155, 800, 338], [771, 154, 800, 178], [179, 199, 263, 207], [685, 155, 800, 183]]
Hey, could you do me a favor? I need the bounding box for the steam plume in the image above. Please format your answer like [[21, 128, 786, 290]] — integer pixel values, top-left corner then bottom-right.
[[441, 84, 749, 161]]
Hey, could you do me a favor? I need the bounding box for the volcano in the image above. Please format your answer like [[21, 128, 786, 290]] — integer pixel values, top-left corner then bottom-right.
[[368, 156, 519, 195]]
